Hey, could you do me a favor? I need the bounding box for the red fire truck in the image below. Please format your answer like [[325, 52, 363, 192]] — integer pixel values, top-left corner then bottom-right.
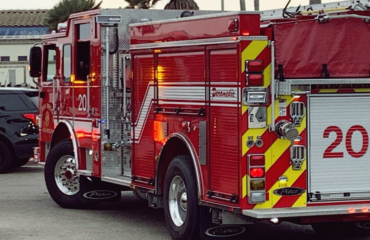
[[29, 1, 370, 239]]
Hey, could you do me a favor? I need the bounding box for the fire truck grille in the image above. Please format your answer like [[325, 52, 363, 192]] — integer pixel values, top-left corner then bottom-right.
[[100, 38, 127, 178]]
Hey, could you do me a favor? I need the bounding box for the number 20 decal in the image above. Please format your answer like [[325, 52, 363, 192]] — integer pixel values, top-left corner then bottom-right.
[[323, 125, 369, 158], [78, 94, 87, 111]]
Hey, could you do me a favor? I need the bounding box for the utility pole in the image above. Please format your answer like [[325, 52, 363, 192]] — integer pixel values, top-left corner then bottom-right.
[[221, 0, 224, 11], [240, 0, 246, 10], [254, 0, 259, 11], [309, 0, 322, 4]]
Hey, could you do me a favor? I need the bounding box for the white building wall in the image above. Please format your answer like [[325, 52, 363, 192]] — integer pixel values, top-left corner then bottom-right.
[[0, 36, 42, 87]]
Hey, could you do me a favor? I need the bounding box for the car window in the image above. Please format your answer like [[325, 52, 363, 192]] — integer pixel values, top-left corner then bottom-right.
[[23, 91, 39, 109], [0, 93, 29, 111]]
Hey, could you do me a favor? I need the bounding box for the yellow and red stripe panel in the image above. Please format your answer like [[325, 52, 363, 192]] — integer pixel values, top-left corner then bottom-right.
[[240, 40, 307, 210], [313, 88, 370, 93]]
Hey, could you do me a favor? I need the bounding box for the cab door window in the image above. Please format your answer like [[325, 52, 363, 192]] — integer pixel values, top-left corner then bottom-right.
[[63, 44, 71, 82], [75, 23, 90, 81], [43, 45, 56, 81]]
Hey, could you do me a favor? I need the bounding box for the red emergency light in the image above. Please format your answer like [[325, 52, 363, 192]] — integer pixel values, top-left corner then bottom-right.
[[250, 168, 265, 178], [228, 19, 238, 32], [246, 74, 264, 86], [246, 60, 264, 73], [250, 155, 265, 166]]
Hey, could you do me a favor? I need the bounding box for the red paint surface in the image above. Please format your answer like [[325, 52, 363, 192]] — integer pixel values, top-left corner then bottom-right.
[[131, 14, 260, 44], [275, 18, 370, 78]]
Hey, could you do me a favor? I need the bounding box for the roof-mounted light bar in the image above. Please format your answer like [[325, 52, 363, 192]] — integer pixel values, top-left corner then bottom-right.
[[96, 15, 122, 25]]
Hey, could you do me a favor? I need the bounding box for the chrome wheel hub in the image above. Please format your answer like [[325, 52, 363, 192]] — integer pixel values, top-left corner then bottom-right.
[[180, 192, 187, 211], [168, 175, 187, 227], [54, 156, 79, 195]]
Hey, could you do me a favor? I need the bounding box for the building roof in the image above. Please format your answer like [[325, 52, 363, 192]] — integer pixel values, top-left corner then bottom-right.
[[0, 9, 49, 27]]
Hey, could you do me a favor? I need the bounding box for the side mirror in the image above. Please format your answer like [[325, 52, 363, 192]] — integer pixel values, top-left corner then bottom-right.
[[29, 46, 42, 78]]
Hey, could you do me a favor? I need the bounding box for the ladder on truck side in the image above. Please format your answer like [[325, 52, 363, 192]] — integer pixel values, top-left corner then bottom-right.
[[261, 0, 370, 20]]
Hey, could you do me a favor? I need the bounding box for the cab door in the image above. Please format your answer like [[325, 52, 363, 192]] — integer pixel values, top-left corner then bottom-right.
[[39, 43, 58, 159], [72, 22, 93, 150]]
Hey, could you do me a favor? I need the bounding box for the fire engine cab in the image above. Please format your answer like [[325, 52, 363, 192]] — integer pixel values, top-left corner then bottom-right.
[[29, 1, 370, 239]]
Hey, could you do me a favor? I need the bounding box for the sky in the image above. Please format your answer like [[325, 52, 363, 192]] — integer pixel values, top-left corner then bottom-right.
[[0, 0, 351, 11]]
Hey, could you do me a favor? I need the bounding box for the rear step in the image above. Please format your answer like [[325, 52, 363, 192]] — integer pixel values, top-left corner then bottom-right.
[[243, 204, 370, 219]]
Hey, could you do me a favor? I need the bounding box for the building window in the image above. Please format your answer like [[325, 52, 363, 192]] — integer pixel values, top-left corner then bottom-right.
[[18, 56, 27, 61], [1, 56, 10, 61]]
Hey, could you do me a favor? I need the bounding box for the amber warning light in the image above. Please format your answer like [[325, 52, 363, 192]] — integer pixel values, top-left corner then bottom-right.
[[154, 121, 168, 142]]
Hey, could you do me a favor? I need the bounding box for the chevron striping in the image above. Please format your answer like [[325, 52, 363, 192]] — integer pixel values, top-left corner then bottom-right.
[[319, 89, 338, 93], [252, 114, 306, 208], [274, 170, 307, 208], [241, 40, 268, 73], [242, 175, 247, 198], [242, 96, 294, 157], [354, 88, 370, 92]]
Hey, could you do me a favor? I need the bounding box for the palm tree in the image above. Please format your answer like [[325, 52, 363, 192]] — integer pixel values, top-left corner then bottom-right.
[[45, 0, 102, 31], [309, 0, 321, 4], [164, 0, 199, 10], [124, 0, 160, 9]]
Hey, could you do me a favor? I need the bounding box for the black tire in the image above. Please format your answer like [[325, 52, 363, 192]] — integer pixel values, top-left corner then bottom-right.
[[312, 221, 370, 237], [44, 139, 97, 209], [0, 141, 12, 173], [163, 155, 200, 240], [11, 157, 30, 168]]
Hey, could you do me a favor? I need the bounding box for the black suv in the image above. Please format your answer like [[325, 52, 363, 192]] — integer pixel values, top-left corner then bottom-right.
[[0, 88, 39, 173]]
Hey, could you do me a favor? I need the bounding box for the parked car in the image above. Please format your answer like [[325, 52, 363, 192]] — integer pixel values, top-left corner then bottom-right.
[[0, 87, 39, 173]]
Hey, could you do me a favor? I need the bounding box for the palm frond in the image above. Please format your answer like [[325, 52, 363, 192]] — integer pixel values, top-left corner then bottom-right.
[[164, 0, 199, 10], [45, 0, 102, 31]]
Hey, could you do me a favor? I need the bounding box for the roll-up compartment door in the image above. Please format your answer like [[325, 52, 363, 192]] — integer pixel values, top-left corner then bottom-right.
[[309, 95, 370, 201]]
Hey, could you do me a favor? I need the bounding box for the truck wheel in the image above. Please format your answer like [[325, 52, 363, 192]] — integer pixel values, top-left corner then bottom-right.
[[44, 139, 96, 209], [11, 157, 30, 168], [0, 141, 12, 173], [133, 189, 148, 202], [164, 155, 200, 240]]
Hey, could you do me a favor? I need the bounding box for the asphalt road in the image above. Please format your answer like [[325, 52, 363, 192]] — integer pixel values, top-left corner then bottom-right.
[[0, 164, 369, 240]]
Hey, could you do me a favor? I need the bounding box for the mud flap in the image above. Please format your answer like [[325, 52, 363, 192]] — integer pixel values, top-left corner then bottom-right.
[[199, 206, 217, 240], [199, 207, 247, 240], [79, 176, 122, 203]]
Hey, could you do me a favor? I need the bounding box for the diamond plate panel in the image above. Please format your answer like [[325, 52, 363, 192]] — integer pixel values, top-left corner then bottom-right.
[[279, 78, 370, 95], [99, 9, 220, 178], [101, 9, 221, 52]]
